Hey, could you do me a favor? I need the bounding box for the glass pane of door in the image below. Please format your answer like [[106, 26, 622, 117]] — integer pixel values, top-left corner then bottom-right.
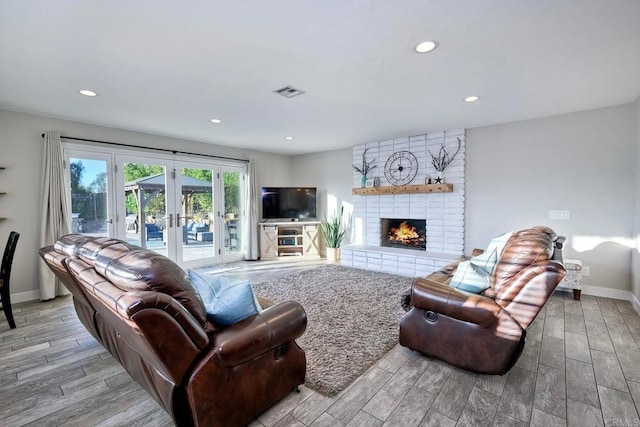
[[120, 159, 170, 256], [177, 165, 217, 266], [66, 152, 113, 237], [222, 166, 245, 261]]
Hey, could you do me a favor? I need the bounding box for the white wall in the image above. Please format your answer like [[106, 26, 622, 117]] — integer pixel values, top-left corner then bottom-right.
[[289, 147, 353, 246], [4, 102, 638, 300], [467, 104, 636, 292], [0, 109, 291, 301], [633, 97, 640, 304], [296, 104, 637, 294]]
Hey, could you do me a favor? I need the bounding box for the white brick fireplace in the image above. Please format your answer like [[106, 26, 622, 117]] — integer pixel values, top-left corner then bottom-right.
[[341, 129, 466, 277]]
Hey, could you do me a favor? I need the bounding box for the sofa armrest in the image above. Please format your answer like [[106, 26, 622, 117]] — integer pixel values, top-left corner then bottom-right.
[[212, 301, 307, 368], [411, 278, 503, 327], [120, 292, 210, 349]]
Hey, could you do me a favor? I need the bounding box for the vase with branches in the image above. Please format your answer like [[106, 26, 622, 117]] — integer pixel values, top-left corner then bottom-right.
[[428, 137, 461, 183], [352, 147, 377, 187]]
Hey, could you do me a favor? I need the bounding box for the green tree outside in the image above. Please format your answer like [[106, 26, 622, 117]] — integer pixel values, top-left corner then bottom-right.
[[70, 161, 241, 227], [69, 160, 107, 232], [70, 161, 86, 193], [124, 163, 164, 217], [182, 168, 213, 220], [89, 171, 107, 193], [223, 172, 240, 215]]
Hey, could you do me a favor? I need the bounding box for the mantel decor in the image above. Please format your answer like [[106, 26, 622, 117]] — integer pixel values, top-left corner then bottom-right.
[[384, 150, 418, 186], [352, 183, 453, 195], [428, 137, 461, 183], [352, 147, 377, 188]]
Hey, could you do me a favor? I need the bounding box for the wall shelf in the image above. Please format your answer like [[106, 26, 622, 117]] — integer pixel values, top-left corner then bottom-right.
[[0, 167, 5, 220], [352, 183, 453, 196]]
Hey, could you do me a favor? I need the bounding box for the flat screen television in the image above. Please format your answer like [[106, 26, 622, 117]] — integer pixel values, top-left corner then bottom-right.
[[261, 187, 317, 220]]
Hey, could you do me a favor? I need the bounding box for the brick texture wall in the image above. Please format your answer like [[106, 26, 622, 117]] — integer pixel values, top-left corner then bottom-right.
[[351, 129, 465, 256]]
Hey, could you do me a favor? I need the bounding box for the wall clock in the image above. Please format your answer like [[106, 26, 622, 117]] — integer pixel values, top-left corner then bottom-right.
[[384, 150, 418, 185]]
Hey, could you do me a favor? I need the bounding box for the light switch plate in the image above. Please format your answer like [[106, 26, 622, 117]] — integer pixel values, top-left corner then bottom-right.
[[582, 266, 590, 276], [549, 210, 570, 220]]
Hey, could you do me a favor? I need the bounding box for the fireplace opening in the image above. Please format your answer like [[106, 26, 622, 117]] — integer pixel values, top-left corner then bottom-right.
[[381, 218, 426, 251]]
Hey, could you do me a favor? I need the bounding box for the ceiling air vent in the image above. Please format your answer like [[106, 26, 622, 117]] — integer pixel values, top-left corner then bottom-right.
[[273, 86, 306, 98]]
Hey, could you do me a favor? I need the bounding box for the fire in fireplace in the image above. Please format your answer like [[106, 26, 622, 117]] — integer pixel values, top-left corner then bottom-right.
[[380, 218, 426, 250]]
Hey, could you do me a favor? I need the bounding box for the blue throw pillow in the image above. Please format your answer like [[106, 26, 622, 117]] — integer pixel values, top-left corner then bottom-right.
[[449, 231, 514, 294], [450, 260, 491, 294], [188, 270, 261, 326]]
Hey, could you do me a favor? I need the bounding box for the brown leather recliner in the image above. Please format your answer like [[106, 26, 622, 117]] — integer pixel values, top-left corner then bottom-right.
[[39, 234, 307, 427], [399, 226, 566, 375]]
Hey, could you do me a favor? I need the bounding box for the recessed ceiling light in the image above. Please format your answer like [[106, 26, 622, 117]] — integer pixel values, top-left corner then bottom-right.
[[464, 96, 480, 103], [414, 41, 439, 53], [78, 89, 98, 97], [210, 118, 222, 124], [285, 136, 295, 140]]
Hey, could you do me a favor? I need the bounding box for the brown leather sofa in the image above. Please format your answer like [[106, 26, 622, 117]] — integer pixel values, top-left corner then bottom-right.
[[399, 226, 566, 375], [40, 234, 307, 427]]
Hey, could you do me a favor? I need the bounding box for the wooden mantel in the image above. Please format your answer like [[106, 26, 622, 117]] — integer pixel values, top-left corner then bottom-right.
[[352, 183, 453, 195]]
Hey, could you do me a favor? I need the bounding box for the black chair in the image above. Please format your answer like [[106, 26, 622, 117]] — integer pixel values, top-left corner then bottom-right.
[[1, 231, 19, 329]]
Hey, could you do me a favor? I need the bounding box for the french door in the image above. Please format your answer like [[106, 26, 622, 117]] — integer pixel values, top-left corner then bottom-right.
[[173, 161, 219, 266], [64, 146, 246, 268], [221, 165, 245, 261], [173, 161, 246, 266], [114, 154, 176, 259], [64, 150, 116, 238]]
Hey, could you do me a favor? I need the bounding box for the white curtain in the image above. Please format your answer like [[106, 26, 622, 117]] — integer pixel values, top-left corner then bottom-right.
[[39, 131, 71, 300], [244, 159, 259, 260]]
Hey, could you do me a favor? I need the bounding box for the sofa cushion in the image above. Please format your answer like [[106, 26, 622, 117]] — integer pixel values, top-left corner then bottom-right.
[[491, 226, 557, 296], [77, 240, 130, 266], [188, 270, 261, 326], [91, 248, 210, 328], [55, 234, 116, 258]]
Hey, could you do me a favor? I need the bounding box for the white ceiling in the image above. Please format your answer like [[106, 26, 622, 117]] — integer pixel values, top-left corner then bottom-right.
[[1, 1, 639, 155]]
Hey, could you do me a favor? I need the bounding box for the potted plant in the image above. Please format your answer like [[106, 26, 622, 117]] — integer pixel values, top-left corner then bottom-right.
[[428, 137, 461, 183], [319, 206, 347, 262]]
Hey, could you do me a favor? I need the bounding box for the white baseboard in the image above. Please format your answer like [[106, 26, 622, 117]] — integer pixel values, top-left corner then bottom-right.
[[631, 292, 640, 315], [11, 290, 41, 303], [573, 285, 640, 316], [582, 285, 633, 301]]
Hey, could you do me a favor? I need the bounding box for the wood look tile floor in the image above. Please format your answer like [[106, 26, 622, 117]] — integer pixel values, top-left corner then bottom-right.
[[2, 260, 640, 426]]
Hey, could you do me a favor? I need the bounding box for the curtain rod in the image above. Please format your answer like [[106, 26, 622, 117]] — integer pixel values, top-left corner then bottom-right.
[[41, 133, 249, 163]]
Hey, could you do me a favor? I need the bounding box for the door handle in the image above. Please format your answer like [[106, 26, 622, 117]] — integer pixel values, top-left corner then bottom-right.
[[168, 213, 173, 228], [105, 219, 113, 224]]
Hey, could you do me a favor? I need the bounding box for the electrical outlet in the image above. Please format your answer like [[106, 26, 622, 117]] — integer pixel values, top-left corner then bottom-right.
[[549, 210, 571, 220], [582, 266, 590, 277]]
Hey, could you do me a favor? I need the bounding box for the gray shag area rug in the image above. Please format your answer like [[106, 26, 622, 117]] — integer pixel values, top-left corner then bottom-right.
[[252, 264, 413, 397]]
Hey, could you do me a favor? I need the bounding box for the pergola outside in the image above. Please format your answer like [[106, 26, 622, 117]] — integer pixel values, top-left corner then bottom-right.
[[124, 173, 213, 244]]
